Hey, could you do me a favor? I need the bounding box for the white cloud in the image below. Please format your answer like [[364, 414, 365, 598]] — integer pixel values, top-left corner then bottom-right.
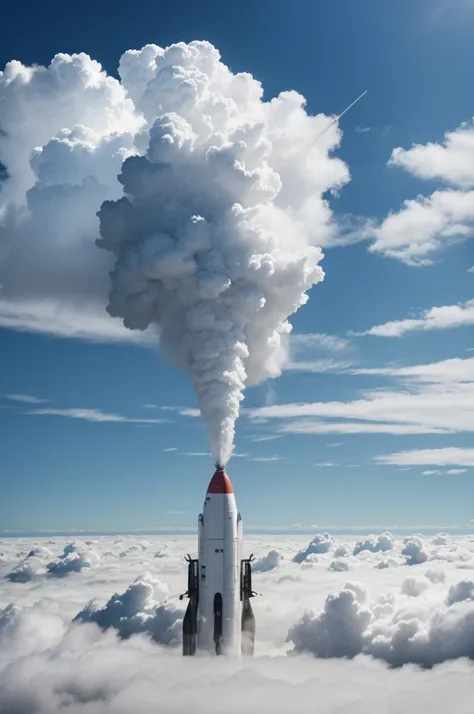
[[293, 534, 335, 562], [357, 298, 474, 337], [286, 333, 355, 373], [401, 536, 429, 565], [284, 359, 355, 373], [2, 532, 474, 713], [375, 447, 474, 467], [27, 408, 168, 424], [249, 434, 283, 442], [422, 468, 467, 475], [47, 541, 101, 576], [280, 421, 447, 435], [353, 533, 394, 556], [0, 299, 156, 344], [248, 356, 474, 436], [248, 455, 283, 462], [143, 405, 200, 417], [253, 549, 283, 573], [370, 189, 474, 265], [75, 573, 182, 644], [371, 120, 474, 264], [162, 447, 178, 452], [290, 333, 351, 352], [351, 356, 474, 383], [3, 393, 47, 404], [389, 120, 474, 189]]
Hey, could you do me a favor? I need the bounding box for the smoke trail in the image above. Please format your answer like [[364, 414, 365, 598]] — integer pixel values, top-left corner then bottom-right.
[[96, 42, 348, 465]]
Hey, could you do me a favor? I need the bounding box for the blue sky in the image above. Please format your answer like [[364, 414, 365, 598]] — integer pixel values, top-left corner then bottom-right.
[[1, 0, 473, 531]]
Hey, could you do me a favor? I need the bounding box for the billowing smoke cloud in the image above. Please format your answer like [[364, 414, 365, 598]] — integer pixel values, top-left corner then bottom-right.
[[75, 574, 183, 644], [293, 533, 335, 562], [96, 42, 349, 464], [0, 42, 348, 464], [287, 577, 474, 667], [353, 533, 394, 555]]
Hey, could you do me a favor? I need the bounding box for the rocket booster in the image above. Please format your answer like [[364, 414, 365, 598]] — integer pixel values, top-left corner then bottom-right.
[[181, 468, 256, 656]]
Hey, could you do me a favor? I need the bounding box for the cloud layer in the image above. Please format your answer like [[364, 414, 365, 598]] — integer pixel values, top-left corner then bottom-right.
[[1, 532, 474, 712]]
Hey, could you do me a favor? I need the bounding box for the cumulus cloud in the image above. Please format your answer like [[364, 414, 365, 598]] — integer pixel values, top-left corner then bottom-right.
[[447, 579, 474, 605], [253, 549, 283, 573], [370, 189, 474, 265], [288, 581, 372, 658], [293, 534, 335, 562], [401, 576, 430, 597], [389, 120, 474, 188], [288, 575, 474, 667], [8, 557, 46, 583], [401, 537, 429, 566], [353, 533, 394, 556], [425, 568, 446, 583], [7, 545, 53, 582], [333, 544, 350, 558], [75, 573, 182, 644], [366, 118, 474, 265], [46, 541, 101, 576], [0, 52, 143, 342], [328, 559, 350, 572]]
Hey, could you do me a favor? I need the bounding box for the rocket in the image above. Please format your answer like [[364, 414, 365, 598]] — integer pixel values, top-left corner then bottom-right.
[[180, 467, 256, 656]]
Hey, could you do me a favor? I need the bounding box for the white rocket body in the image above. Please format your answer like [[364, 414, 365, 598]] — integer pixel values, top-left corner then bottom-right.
[[182, 469, 255, 656]]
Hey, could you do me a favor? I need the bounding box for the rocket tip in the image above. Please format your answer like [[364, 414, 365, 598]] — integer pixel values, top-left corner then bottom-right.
[[207, 468, 233, 494]]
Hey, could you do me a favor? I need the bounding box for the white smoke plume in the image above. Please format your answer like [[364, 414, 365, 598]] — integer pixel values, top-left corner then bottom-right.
[[94, 42, 348, 464]]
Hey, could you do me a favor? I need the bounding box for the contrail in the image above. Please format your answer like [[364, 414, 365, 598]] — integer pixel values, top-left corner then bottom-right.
[[312, 89, 368, 143]]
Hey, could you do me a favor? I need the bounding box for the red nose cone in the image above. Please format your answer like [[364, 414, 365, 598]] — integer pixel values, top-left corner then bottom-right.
[[207, 469, 234, 494]]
